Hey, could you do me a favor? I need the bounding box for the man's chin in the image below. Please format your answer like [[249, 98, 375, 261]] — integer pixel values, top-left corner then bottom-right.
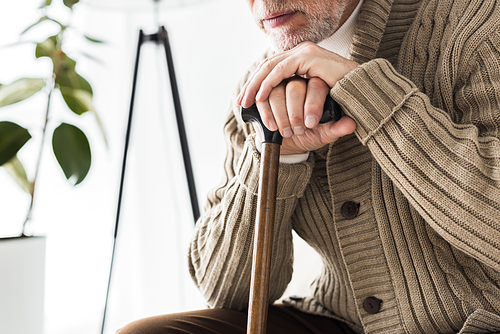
[[267, 33, 304, 52], [266, 26, 327, 52]]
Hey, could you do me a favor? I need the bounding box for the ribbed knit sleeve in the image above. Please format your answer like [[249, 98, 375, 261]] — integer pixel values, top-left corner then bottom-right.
[[189, 2, 500, 331], [331, 42, 500, 271], [188, 68, 315, 310]]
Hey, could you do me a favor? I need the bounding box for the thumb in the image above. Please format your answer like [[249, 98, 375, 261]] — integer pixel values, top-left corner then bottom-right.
[[326, 116, 356, 139]]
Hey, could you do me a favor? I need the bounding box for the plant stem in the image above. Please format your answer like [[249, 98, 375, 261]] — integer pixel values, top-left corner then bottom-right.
[[21, 76, 55, 237]]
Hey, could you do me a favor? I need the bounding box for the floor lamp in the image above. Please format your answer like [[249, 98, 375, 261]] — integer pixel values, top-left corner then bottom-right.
[[86, 1, 208, 332]]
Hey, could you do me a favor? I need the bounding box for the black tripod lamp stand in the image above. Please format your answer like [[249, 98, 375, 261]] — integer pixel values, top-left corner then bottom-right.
[[100, 25, 200, 334]]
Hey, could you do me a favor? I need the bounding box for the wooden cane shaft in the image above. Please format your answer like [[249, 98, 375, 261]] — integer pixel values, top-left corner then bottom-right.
[[247, 142, 281, 334]]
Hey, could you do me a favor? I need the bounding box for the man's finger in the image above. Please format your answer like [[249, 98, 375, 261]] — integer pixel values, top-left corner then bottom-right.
[[268, 83, 292, 138], [322, 116, 357, 140], [237, 58, 270, 106], [285, 78, 307, 135], [256, 56, 300, 103], [304, 78, 330, 129], [241, 57, 281, 108], [255, 99, 277, 131]]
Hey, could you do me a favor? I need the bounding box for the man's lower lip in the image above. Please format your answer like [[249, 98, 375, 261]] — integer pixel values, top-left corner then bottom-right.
[[263, 12, 297, 29]]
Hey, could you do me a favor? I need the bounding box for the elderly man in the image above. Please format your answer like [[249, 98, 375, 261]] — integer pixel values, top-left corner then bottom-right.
[[120, 0, 500, 333]]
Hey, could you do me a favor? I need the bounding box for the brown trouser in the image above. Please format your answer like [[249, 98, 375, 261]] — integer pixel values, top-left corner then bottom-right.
[[117, 304, 356, 334]]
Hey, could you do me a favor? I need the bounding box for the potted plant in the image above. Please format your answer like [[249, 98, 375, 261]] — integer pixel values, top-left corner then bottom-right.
[[0, 0, 104, 332]]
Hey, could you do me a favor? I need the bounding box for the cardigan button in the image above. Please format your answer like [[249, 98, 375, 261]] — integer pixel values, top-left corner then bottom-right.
[[363, 296, 382, 314], [341, 201, 359, 219]]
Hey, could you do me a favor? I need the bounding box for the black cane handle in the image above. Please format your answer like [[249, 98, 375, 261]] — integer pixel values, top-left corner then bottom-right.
[[241, 95, 343, 145], [319, 95, 343, 124]]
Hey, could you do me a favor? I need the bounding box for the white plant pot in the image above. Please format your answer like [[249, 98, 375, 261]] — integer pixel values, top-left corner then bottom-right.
[[0, 236, 45, 334]]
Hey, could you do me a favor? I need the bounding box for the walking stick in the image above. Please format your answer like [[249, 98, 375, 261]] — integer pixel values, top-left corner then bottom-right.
[[241, 95, 342, 334]]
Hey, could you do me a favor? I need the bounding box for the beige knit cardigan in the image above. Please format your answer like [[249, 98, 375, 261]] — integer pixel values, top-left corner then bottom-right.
[[188, 0, 500, 333]]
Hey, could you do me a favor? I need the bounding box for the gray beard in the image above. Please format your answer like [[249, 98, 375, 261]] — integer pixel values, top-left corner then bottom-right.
[[255, 0, 349, 52], [268, 15, 339, 51]]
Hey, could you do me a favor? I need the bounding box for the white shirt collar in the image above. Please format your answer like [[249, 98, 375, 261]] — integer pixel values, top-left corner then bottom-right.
[[317, 0, 363, 59]]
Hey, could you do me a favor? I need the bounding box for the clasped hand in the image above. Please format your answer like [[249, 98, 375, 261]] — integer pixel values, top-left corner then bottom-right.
[[236, 42, 358, 155]]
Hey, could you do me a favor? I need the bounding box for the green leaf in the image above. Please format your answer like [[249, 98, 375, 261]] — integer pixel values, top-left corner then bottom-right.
[[84, 35, 104, 44], [0, 121, 32, 166], [35, 35, 57, 58], [0, 78, 46, 108], [60, 53, 77, 72], [63, 0, 79, 10], [52, 123, 91, 185], [56, 64, 91, 94], [2, 155, 32, 194], [40, 0, 52, 7], [56, 59, 98, 116], [59, 87, 94, 115]]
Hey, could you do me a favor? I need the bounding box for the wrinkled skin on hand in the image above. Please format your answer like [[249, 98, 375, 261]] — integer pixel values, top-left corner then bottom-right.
[[237, 42, 358, 155]]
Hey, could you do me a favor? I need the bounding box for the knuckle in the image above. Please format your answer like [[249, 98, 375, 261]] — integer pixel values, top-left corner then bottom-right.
[[301, 41, 317, 53], [299, 40, 314, 48], [274, 61, 284, 72], [286, 79, 306, 94], [275, 115, 289, 128], [289, 114, 304, 125], [269, 87, 285, 100], [304, 100, 323, 114], [261, 58, 273, 71], [286, 83, 305, 96]]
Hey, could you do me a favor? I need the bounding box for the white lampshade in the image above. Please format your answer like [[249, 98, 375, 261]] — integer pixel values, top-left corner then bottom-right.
[[83, 0, 209, 11]]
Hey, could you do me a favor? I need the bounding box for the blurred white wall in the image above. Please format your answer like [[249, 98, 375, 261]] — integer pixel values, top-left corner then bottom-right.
[[0, 1, 321, 333]]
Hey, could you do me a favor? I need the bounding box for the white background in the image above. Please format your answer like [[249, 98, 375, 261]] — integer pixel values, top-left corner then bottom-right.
[[0, 0, 321, 333]]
